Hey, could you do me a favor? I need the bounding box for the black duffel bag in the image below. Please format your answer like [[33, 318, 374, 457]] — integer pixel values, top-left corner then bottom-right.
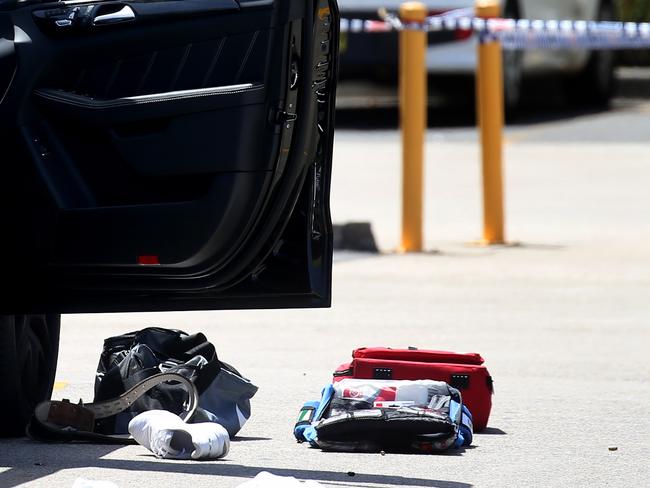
[[94, 327, 258, 438]]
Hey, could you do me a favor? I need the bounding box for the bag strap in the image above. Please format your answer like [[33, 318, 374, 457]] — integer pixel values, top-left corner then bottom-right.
[[27, 372, 198, 443], [89, 372, 198, 420], [193, 359, 220, 394]]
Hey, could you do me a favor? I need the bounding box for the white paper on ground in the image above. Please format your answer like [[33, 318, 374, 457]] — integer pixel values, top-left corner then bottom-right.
[[236, 471, 342, 488], [71, 478, 119, 488]]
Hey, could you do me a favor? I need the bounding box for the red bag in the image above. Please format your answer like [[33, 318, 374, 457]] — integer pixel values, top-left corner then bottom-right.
[[333, 347, 493, 431]]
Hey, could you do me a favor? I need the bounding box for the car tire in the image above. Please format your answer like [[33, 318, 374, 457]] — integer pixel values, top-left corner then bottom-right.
[[0, 314, 60, 437], [503, 0, 523, 115], [566, 1, 616, 106]]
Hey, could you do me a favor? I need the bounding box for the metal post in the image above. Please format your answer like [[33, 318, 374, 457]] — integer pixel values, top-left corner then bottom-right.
[[476, 0, 506, 245], [399, 2, 427, 252]]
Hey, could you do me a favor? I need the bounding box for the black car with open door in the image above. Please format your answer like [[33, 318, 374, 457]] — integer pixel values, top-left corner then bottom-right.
[[0, 0, 339, 435]]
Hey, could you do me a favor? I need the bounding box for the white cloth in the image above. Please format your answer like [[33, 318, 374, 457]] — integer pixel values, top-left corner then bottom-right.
[[236, 472, 329, 488], [72, 479, 119, 488], [128, 410, 229, 460]]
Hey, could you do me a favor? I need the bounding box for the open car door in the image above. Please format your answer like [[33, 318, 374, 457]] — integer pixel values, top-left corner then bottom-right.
[[0, 0, 339, 314]]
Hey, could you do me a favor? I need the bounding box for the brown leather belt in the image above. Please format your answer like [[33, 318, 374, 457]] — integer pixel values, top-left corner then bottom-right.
[[27, 372, 198, 443]]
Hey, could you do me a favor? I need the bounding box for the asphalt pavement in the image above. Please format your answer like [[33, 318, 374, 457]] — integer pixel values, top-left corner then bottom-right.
[[1, 69, 649, 488]]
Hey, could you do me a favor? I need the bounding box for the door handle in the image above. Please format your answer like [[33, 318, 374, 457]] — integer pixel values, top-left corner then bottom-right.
[[92, 5, 135, 26]]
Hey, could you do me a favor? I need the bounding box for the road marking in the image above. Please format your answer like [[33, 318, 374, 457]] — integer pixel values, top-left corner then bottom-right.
[[53, 381, 68, 391]]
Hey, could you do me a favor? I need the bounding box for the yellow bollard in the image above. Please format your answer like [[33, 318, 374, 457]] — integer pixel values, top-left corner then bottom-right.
[[399, 2, 427, 252], [476, 0, 506, 245]]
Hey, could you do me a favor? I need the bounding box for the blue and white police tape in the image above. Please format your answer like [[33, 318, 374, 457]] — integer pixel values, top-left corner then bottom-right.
[[339, 7, 473, 33], [446, 17, 650, 50], [340, 13, 650, 50], [340, 18, 393, 33]]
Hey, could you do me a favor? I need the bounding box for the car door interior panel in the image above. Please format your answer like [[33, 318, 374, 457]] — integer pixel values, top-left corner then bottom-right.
[[0, 0, 338, 313]]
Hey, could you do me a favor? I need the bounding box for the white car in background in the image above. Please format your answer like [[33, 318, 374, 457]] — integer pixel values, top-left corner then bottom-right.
[[338, 0, 616, 108]]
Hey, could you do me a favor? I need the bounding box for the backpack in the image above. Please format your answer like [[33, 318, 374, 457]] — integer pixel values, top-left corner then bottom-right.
[[294, 378, 473, 453]]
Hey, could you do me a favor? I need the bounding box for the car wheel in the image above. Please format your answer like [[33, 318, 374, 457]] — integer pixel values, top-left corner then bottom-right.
[[0, 314, 60, 437], [566, 2, 616, 106], [503, 0, 523, 115]]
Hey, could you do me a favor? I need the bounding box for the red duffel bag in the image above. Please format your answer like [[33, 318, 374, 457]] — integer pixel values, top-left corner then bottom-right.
[[333, 347, 494, 431]]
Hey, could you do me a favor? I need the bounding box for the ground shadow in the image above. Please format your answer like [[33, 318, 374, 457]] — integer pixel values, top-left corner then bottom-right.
[[616, 68, 650, 100], [476, 427, 507, 436], [510, 242, 566, 251], [0, 439, 473, 488], [320, 445, 473, 458], [335, 95, 609, 131], [334, 67, 649, 131], [231, 436, 272, 442], [431, 241, 566, 259]]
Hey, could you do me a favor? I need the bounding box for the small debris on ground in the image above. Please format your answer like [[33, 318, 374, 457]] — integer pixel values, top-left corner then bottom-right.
[[347, 471, 356, 477], [608, 446, 618, 451]]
